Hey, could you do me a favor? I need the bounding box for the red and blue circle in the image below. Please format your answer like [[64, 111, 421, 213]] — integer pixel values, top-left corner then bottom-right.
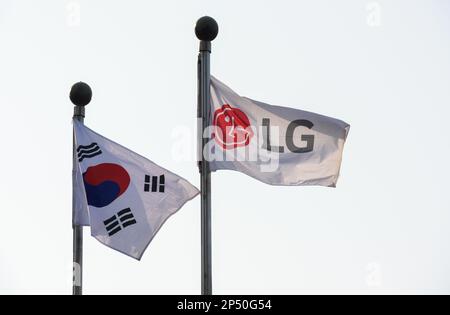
[[83, 163, 130, 208]]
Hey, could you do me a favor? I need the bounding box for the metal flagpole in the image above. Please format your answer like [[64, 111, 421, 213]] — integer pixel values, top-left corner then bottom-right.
[[195, 16, 219, 296], [70, 82, 92, 295]]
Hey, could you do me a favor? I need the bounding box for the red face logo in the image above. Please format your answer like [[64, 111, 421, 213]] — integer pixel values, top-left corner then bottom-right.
[[212, 104, 254, 150]]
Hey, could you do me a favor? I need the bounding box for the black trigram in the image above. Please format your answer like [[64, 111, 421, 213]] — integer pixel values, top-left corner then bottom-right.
[[77, 143, 102, 162], [104, 208, 137, 237], [144, 175, 165, 193]]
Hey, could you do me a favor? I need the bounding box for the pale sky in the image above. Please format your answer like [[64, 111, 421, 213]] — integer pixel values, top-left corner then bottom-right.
[[0, 0, 449, 294]]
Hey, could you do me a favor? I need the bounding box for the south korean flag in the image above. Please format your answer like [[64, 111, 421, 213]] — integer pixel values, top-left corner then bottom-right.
[[73, 120, 199, 260]]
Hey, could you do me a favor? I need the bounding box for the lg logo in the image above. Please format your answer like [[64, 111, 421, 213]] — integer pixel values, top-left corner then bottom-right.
[[262, 118, 315, 154], [213, 105, 315, 154]]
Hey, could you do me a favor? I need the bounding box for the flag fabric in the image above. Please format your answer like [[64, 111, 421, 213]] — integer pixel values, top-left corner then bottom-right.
[[207, 76, 350, 187], [73, 120, 199, 260]]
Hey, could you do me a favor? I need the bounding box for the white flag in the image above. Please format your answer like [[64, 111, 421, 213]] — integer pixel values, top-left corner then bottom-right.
[[73, 120, 199, 260], [207, 76, 350, 187]]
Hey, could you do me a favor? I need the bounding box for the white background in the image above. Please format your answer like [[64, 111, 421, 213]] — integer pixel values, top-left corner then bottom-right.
[[0, 0, 449, 294]]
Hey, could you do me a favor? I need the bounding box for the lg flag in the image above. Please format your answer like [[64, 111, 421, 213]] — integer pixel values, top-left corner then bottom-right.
[[206, 76, 350, 187], [73, 120, 199, 260]]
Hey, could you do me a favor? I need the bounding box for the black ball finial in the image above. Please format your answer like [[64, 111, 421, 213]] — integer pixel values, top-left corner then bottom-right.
[[195, 16, 219, 41], [70, 82, 92, 107]]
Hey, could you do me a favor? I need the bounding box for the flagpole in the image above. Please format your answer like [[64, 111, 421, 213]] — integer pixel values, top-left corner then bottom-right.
[[70, 82, 92, 296], [195, 16, 219, 296]]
